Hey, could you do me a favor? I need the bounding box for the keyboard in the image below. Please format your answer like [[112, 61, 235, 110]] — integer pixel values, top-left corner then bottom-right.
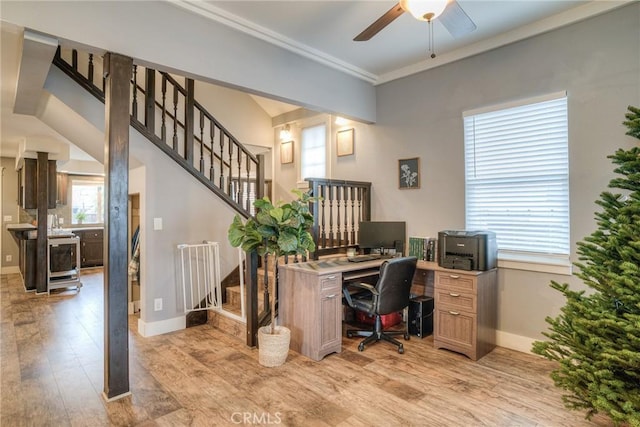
[[347, 254, 391, 263]]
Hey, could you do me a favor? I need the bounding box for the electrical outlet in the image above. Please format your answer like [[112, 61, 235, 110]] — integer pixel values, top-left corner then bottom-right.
[[5, 255, 12, 262], [154, 298, 163, 311], [3, 215, 12, 222]]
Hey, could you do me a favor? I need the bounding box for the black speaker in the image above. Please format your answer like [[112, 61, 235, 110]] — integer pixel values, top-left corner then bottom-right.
[[408, 296, 434, 338]]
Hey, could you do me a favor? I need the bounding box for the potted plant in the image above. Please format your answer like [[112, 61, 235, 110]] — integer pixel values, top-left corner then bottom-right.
[[74, 210, 86, 224], [228, 189, 317, 367]]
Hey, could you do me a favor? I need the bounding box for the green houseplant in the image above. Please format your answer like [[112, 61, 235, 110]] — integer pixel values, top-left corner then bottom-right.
[[228, 189, 318, 366], [74, 210, 87, 224]]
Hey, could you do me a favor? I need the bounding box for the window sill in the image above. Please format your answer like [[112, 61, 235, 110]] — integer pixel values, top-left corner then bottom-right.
[[497, 252, 572, 276]]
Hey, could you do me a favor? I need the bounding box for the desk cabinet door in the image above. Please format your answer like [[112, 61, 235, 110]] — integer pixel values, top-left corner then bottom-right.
[[435, 308, 476, 349], [319, 276, 342, 353]]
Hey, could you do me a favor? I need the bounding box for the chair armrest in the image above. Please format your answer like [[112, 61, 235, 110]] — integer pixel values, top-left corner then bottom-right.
[[349, 282, 378, 295], [342, 282, 378, 308]]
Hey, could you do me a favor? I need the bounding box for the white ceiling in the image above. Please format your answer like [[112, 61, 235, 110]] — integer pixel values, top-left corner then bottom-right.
[[176, 0, 629, 84], [1, 1, 631, 161]]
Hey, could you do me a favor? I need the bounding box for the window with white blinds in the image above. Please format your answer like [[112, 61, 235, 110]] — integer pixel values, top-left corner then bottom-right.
[[463, 92, 569, 257], [301, 124, 326, 180]]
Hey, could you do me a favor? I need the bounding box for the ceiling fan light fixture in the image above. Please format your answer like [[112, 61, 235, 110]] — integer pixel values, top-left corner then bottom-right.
[[399, 0, 449, 22]]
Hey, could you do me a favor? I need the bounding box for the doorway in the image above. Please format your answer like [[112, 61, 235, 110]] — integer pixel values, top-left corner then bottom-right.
[[128, 193, 140, 315]]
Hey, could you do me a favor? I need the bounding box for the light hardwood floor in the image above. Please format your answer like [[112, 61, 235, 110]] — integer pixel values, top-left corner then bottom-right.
[[1, 270, 613, 426]]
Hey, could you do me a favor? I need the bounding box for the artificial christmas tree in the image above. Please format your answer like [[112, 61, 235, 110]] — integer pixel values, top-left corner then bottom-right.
[[532, 106, 640, 426]]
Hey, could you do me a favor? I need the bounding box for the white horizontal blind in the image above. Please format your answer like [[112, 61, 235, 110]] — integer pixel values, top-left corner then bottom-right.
[[301, 124, 326, 180], [464, 93, 569, 256]]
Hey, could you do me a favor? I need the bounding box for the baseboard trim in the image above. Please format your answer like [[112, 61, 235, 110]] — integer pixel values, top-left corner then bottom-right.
[[137, 315, 186, 337], [496, 330, 537, 355], [1, 266, 20, 275]]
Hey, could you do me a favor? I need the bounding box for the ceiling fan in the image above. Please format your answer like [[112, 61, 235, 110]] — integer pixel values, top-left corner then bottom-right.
[[354, 0, 477, 57]]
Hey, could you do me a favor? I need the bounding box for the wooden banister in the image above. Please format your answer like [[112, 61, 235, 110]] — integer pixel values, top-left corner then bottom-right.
[[306, 178, 372, 259]]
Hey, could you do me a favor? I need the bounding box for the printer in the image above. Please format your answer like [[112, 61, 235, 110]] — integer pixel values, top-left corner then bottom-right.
[[437, 230, 497, 271]]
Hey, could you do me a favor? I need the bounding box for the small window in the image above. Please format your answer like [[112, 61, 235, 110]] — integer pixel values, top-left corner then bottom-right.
[[71, 179, 104, 225], [463, 92, 569, 260], [300, 124, 326, 180]]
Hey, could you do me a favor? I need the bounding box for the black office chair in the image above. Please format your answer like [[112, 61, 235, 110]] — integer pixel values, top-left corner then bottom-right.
[[343, 256, 417, 354]]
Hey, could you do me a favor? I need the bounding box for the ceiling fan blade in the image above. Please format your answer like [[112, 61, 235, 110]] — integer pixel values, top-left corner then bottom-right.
[[439, 0, 477, 39], [354, 3, 405, 41]]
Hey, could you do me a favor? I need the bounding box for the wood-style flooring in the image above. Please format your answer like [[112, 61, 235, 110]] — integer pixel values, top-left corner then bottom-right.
[[1, 270, 613, 426]]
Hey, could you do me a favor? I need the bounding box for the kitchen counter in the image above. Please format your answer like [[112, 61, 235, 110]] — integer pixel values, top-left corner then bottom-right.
[[64, 226, 104, 231], [6, 224, 76, 239]]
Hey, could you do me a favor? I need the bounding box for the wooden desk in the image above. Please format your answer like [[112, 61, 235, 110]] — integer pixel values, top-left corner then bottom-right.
[[278, 257, 384, 361], [278, 258, 497, 361]]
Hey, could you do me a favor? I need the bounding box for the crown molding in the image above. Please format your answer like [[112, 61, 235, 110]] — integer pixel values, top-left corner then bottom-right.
[[376, 0, 633, 84], [169, 0, 378, 84], [170, 0, 632, 87]]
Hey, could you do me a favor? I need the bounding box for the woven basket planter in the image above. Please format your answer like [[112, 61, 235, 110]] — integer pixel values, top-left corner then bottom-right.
[[258, 325, 290, 367]]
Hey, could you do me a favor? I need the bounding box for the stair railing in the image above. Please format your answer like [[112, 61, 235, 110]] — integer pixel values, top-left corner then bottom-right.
[[53, 47, 265, 217], [52, 47, 268, 346], [306, 178, 372, 259]]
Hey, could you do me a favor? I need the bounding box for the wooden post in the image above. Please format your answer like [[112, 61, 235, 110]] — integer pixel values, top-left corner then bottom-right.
[[256, 154, 265, 201], [36, 151, 48, 294], [184, 78, 195, 166], [103, 52, 132, 401], [144, 68, 155, 132], [246, 250, 259, 347]]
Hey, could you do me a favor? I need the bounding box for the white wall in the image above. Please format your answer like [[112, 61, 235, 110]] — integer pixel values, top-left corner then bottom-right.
[[273, 4, 640, 348]]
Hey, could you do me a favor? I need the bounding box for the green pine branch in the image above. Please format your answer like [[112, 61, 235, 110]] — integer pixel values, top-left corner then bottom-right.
[[532, 106, 640, 426]]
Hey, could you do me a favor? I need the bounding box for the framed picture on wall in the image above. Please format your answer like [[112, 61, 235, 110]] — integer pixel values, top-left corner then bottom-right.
[[336, 128, 354, 157], [398, 157, 420, 189], [281, 140, 293, 164]]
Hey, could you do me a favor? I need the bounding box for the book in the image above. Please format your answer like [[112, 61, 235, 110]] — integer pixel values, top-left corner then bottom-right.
[[408, 237, 426, 260]]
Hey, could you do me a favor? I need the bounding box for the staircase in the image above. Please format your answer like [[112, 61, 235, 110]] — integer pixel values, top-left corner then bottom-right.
[[53, 48, 265, 218], [208, 270, 271, 340], [51, 47, 373, 347], [52, 47, 271, 345]]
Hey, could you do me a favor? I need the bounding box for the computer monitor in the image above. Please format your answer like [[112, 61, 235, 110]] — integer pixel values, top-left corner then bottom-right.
[[357, 221, 406, 255]]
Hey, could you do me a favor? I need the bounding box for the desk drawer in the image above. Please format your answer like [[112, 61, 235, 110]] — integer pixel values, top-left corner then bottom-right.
[[435, 271, 476, 292], [320, 274, 341, 291], [435, 289, 476, 313]]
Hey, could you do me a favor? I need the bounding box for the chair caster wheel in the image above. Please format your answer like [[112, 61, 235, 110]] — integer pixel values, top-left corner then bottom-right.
[[358, 343, 365, 352], [347, 332, 354, 338], [398, 345, 404, 354], [404, 333, 410, 340]]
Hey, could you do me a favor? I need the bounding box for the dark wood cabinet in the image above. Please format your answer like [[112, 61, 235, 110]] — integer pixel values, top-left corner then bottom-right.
[[19, 239, 37, 291], [19, 159, 57, 209], [76, 229, 104, 267], [56, 173, 68, 205]]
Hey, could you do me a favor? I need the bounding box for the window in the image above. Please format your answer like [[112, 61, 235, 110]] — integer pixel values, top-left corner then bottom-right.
[[300, 124, 326, 180], [463, 92, 569, 264], [71, 179, 104, 224]]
